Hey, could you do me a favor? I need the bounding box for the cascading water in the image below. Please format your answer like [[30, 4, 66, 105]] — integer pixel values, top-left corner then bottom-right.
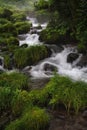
[[19, 17, 47, 46], [30, 46, 87, 82], [18, 16, 87, 82], [1, 15, 87, 82]]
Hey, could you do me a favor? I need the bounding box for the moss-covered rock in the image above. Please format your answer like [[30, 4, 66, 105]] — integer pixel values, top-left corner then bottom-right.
[[34, 0, 49, 10], [5, 107, 50, 130], [0, 8, 13, 20], [14, 45, 50, 69], [14, 21, 32, 34]]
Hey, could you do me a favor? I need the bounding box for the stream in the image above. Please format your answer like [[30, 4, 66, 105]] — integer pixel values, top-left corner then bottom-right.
[[0, 15, 87, 82], [19, 16, 87, 82]]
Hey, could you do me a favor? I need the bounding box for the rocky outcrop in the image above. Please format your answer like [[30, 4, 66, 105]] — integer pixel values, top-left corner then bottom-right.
[[67, 53, 79, 63], [76, 55, 87, 67]]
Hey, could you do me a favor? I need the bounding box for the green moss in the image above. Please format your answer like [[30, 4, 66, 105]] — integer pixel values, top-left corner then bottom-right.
[[4, 55, 11, 69], [11, 90, 32, 117], [0, 7, 12, 20], [14, 45, 48, 69], [0, 72, 29, 90], [14, 21, 32, 34], [34, 0, 49, 10], [11, 12, 26, 22], [5, 107, 50, 130], [0, 87, 13, 111]]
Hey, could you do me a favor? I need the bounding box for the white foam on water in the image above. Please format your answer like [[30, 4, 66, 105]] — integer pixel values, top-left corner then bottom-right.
[[19, 33, 41, 46], [30, 47, 87, 82]]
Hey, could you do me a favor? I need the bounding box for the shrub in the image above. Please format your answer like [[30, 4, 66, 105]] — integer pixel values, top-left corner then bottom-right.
[[34, 0, 49, 10], [28, 89, 50, 106], [4, 55, 11, 69], [5, 107, 50, 130], [0, 8, 12, 19], [11, 90, 32, 117], [11, 12, 26, 22], [45, 74, 87, 113], [0, 87, 13, 111]]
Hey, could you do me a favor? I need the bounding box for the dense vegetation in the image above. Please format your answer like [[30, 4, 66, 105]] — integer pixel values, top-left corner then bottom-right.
[[0, 0, 87, 130], [0, 72, 87, 130], [36, 0, 87, 53], [0, 0, 36, 10]]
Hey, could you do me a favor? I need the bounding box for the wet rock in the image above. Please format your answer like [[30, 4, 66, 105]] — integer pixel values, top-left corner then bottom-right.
[[67, 53, 79, 63], [18, 34, 27, 41], [46, 44, 64, 53], [0, 57, 3, 66], [45, 46, 52, 57], [20, 44, 28, 48], [76, 56, 87, 67], [30, 29, 37, 34], [35, 25, 42, 30], [44, 63, 57, 72], [29, 78, 50, 90]]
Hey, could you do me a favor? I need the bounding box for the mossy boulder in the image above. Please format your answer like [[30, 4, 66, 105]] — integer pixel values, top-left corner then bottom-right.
[[11, 12, 26, 22], [5, 107, 50, 130], [39, 28, 60, 44], [0, 20, 17, 36], [0, 8, 13, 20], [14, 21, 32, 34], [13, 45, 50, 69]]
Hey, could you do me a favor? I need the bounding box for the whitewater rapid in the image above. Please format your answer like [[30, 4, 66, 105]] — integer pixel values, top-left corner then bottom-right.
[[19, 17, 87, 82]]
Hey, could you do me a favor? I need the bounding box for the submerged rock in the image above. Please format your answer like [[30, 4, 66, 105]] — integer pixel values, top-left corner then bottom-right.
[[67, 53, 79, 63], [43, 63, 57, 72]]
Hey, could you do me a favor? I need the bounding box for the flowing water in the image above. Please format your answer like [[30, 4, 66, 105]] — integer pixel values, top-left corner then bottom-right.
[[0, 16, 87, 82], [19, 16, 87, 82]]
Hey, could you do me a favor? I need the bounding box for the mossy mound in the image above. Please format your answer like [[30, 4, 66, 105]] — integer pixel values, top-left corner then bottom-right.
[[14, 21, 32, 34], [13, 45, 50, 69], [5, 107, 50, 130]]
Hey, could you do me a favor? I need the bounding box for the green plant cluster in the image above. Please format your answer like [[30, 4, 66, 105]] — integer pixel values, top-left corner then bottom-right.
[[36, 0, 87, 53], [0, 72, 87, 130], [5, 107, 50, 130], [28, 74, 87, 114], [0, 7, 31, 52], [14, 45, 48, 69], [34, 0, 49, 10], [3, 45, 49, 69], [0, 71, 50, 130]]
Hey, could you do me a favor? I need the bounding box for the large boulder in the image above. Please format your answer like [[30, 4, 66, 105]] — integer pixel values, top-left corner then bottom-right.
[[67, 53, 79, 63], [46, 44, 64, 53], [43, 63, 57, 72], [76, 55, 87, 67]]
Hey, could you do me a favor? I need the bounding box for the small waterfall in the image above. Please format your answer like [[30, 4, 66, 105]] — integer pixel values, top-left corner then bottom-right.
[[19, 17, 47, 46]]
